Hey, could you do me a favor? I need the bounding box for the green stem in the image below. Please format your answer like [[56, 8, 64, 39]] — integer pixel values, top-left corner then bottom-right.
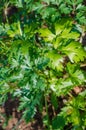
[[18, 21, 23, 36], [45, 95, 51, 130], [6, 15, 9, 24]]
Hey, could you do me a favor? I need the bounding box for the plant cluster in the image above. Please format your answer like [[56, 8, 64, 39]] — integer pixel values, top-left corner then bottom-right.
[[0, 0, 86, 129]]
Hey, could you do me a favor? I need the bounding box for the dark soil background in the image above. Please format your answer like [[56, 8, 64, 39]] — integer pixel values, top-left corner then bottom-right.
[[0, 98, 44, 130]]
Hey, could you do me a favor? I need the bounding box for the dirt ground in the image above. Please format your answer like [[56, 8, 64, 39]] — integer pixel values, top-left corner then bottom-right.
[[0, 97, 44, 130]]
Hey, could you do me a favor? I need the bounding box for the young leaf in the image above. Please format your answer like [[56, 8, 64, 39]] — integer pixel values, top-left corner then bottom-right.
[[39, 28, 55, 42], [46, 50, 64, 71], [61, 41, 86, 63]]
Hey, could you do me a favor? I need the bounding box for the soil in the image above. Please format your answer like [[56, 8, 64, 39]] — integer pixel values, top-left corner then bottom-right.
[[0, 97, 44, 130]]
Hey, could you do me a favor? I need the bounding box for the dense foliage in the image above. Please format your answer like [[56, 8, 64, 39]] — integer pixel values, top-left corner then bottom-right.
[[0, 0, 86, 129]]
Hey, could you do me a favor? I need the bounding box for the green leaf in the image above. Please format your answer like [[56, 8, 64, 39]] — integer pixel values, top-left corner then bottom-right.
[[61, 41, 86, 63], [7, 23, 21, 37], [39, 28, 55, 42], [55, 19, 72, 34], [51, 93, 58, 109], [55, 78, 73, 96], [76, 0, 83, 4], [40, 7, 57, 19], [55, 23, 64, 35], [61, 30, 80, 40], [60, 4, 71, 14], [31, 2, 44, 11], [52, 116, 65, 129], [53, 37, 62, 49], [46, 50, 64, 71], [21, 41, 30, 56], [67, 63, 85, 84]]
